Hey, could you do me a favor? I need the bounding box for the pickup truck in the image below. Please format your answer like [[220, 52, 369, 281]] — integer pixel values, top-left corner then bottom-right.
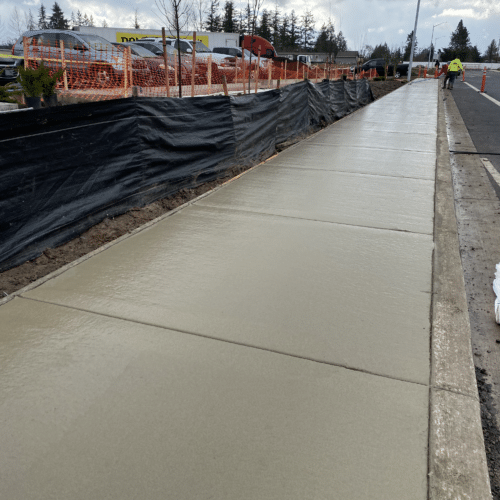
[[0, 50, 23, 85], [351, 58, 409, 78]]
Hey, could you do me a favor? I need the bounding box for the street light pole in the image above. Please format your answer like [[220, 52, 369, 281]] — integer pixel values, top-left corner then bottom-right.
[[428, 22, 446, 68], [407, 0, 421, 82]]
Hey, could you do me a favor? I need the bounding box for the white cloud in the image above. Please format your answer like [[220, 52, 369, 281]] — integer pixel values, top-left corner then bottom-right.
[[436, 8, 491, 20]]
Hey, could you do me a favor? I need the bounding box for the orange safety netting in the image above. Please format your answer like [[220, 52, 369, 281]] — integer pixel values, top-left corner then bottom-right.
[[22, 36, 378, 103]]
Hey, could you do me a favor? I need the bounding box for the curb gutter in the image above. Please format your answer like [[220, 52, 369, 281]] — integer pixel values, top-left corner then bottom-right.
[[428, 86, 492, 498]]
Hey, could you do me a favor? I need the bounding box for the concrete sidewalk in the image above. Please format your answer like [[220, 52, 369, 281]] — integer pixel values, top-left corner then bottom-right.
[[0, 79, 491, 499]]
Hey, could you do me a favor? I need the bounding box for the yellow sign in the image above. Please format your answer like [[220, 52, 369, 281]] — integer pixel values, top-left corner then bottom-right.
[[0, 53, 23, 59], [116, 32, 209, 47]]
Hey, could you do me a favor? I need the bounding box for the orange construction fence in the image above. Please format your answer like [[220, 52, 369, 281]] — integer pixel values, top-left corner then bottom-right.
[[22, 36, 379, 103]]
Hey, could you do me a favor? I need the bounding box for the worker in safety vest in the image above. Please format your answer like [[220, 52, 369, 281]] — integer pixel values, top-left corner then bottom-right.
[[443, 58, 463, 90]]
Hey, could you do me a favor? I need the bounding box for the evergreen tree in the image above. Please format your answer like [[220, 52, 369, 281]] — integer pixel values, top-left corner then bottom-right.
[[277, 13, 289, 50], [234, 8, 245, 34], [77, 10, 84, 26], [336, 31, 347, 53], [270, 4, 280, 46], [38, 4, 48, 29], [403, 31, 417, 60], [222, 1, 235, 33], [468, 45, 481, 62], [205, 0, 222, 31], [134, 9, 140, 29], [70, 11, 76, 28], [449, 20, 470, 60], [371, 43, 390, 59], [25, 9, 37, 31], [300, 10, 315, 51], [102, 19, 109, 28], [48, 2, 69, 29], [484, 39, 499, 62], [288, 10, 300, 50], [245, 3, 252, 35], [256, 9, 271, 41], [314, 21, 335, 54]]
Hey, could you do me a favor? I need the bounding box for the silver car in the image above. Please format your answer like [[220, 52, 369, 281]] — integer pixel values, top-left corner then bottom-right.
[[13, 30, 150, 87]]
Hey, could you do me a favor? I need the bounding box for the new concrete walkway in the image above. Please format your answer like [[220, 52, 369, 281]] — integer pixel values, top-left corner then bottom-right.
[[0, 79, 491, 499]]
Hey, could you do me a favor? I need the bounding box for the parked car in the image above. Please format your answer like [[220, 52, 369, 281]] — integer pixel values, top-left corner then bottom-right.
[[0, 49, 23, 85], [213, 47, 251, 58], [11, 30, 153, 88], [132, 38, 225, 84], [212, 46, 265, 69], [351, 58, 409, 78]]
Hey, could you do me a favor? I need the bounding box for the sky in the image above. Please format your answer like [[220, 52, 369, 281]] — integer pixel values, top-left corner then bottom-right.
[[0, 0, 499, 55]]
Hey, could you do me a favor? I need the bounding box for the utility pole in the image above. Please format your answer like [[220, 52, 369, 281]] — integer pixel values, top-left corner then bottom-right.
[[407, 0, 421, 82], [428, 22, 446, 68]]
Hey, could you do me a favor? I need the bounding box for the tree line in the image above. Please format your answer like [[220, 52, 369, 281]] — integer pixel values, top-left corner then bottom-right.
[[4, 0, 348, 56], [364, 20, 499, 63], [202, 0, 347, 54]]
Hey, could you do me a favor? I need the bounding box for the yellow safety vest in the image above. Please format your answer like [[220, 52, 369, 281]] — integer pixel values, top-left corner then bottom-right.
[[448, 60, 463, 72]]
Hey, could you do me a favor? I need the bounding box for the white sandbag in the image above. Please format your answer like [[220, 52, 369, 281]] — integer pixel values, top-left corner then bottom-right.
[[494, 263, 500, 324]]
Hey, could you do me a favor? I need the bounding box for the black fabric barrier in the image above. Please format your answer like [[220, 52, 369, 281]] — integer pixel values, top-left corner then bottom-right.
[[0, 79, 374, 271], [276, 81, 310, 145], [230, 90, 280, 167]]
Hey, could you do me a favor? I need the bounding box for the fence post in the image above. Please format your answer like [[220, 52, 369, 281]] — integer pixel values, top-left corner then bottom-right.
[[254, 45, 261, 94], [123, 46, 128, 97], [222, 75, 228, 96], [241, 40, 246, 94], [268, 60, 271, 88], [284, 59, 287, 81], [462, 68, 465, 82], [162, 28, 170, 98], [191, 31, 196, 97], [23, 36, 29, 68], [174, 55, 177, 87], [207, 54, 212, 95], [59, 40, 68, 90]]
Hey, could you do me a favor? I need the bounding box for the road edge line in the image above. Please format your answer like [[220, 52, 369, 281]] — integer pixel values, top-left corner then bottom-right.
[[463, 81, 500, 107]]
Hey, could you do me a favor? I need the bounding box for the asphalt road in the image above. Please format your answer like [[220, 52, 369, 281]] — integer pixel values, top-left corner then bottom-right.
[[446, 71, 500, 498], [449, 70, 500, 174]]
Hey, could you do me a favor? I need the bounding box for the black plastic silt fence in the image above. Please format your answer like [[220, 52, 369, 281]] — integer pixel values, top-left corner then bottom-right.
[[0, 79, 373, 271]]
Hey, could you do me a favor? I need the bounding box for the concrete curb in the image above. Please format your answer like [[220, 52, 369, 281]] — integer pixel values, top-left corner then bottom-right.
[[428, 85, 492, 498]]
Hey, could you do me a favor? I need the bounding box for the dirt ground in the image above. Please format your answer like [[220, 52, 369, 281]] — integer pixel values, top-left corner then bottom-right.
[[369, 79, 408, 99], [0, 79, 405, 297]]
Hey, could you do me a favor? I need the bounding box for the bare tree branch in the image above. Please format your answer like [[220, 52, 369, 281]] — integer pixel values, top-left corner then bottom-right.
[[9, 7, 26, 38], [153, 0, 194, 97]]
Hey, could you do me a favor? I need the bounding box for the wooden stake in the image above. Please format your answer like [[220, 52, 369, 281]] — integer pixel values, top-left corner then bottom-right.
[[268, 60, 272, 88], [207, 54, 212, 95], [255, 45, 261, 94], [59, 40, 68, 90], [241, 40, 246, 94], [162, 27, 170, 97], [222, 75, 228, 96], [174, 55, 177, 87], [191, 31, 196, 97], [123, 46, 128, 97]]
